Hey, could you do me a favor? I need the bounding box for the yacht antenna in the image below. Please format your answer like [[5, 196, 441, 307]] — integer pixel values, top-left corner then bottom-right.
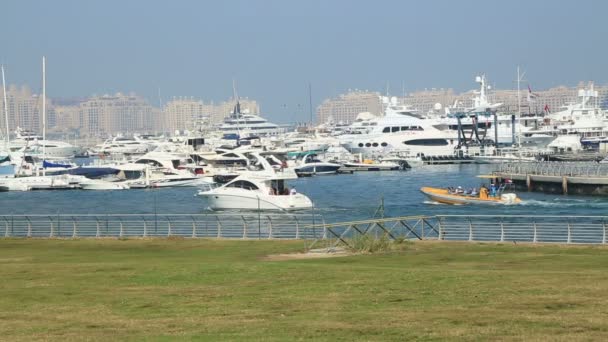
[[1, 65, 9, 145], [42, 56, 46, 175]]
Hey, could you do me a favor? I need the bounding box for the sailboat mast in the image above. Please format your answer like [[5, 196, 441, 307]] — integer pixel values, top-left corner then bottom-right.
[[1, 65, 9, 145], [42, 56, 46, 174]]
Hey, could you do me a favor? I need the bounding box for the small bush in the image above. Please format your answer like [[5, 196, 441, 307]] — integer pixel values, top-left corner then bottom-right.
[[348, 234, 406, 254]]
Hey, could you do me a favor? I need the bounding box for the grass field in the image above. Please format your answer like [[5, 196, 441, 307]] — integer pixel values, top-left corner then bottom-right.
[[1, 238, 608, 341]]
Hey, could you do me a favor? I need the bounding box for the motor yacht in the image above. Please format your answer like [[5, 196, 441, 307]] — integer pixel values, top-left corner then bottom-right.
[[198, 174, 313, 211], [293, 153, 342, 176], [219, 102, 286, 137], [9, 128, 83, 159]]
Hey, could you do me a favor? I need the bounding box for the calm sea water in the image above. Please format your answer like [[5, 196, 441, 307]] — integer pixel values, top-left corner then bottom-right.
[[2, 164, 608, 222]]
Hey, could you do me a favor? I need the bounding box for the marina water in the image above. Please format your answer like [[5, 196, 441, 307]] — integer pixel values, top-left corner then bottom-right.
[[3, 164, 607, 222]]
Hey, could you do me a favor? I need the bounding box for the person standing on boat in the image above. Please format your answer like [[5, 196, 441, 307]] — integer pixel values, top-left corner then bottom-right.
[[479, 186, 489, 199]]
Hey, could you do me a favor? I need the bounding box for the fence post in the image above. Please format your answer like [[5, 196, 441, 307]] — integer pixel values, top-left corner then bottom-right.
[[4, 221, 9, 238], [192, 216, 197, 238], [533, 220, 537, 243], [468, 217, 473, 242], [437, 216, 443, 240], [167, 217, 172, 237], [294, 216, 300, 239], [241, 216, 247, 239], [50, 218, 54, 238], [27, 219, 32, 238], [96, 219, 100, 238], [143, 219, 147, 237], [322, 217, 327, 240], [119, 221, 124, 238], [567, 219, 572, 244], [216, 216, 222, 238], [603, 219, 606, 245], [72, 218, 77, 238], [500, 218, 504, 242], [267, 216, 273, 239]]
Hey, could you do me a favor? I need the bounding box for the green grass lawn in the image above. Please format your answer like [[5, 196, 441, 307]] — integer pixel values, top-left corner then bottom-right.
[[1, 238, 608, 341]]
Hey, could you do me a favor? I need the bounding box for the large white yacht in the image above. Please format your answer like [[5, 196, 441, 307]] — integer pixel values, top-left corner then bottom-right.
[[219, 102, 286, 137], [338, 99, 458, 157], [9, 128, 83, 159]]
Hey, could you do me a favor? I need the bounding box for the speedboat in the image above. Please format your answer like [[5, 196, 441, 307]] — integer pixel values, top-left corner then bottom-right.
[[420, 186, 521, 205], [294, 153, 341, 176], [197, 175, 313, 211], [342, 159, 402, 171]]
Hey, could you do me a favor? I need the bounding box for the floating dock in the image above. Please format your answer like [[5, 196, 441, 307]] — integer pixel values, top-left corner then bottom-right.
[[492, 162, 608, 195]]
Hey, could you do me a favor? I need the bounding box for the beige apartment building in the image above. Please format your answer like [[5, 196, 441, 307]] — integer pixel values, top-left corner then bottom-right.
[[79, 93, 158, 136], [317, 84, 608, 125], [316, 90, 382, 124], [0, 85, 56, 133]]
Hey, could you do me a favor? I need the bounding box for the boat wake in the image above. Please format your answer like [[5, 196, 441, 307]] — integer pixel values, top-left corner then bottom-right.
[[520, 198, 608, 208], [423, 200, 464, 206]]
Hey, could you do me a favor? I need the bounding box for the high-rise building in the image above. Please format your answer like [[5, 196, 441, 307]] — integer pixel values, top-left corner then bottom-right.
[[52, 105, 81, 133], [0, 85, 54, 134], [163, 98, 214, 133], [79, 93, 157, 136], [316, 90, 382, 124]]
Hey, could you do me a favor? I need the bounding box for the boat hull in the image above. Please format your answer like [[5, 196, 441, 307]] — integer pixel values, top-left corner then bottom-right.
[[200, 192, 313, 211], [420, 187, 521, 205]]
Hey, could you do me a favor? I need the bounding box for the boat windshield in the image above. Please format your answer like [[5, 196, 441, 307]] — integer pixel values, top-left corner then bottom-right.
[[226, 180, 259, 190]]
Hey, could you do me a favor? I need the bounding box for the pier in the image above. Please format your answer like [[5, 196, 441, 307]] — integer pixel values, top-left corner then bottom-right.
[[493, 162, 608, 195]]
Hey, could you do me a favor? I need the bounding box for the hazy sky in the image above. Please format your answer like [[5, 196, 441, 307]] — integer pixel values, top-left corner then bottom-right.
[[2, 0, 607, 123]]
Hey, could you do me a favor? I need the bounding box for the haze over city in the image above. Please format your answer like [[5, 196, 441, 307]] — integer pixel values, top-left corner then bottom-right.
[[1, 0, 607, 123]]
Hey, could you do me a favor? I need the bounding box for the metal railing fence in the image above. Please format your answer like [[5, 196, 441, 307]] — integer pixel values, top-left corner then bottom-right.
[[2, 214, 607, 246]]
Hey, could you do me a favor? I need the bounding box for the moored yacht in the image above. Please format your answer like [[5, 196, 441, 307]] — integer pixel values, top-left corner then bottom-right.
[[219, 101, 286, 138]]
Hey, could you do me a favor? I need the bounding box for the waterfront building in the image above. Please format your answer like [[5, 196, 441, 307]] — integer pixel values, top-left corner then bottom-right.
[[316, 90, 383, 125], [79, 93, 157, 136], [0, 85, 56, 133]]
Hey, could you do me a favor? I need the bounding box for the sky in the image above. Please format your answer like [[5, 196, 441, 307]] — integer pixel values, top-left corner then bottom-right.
[[1, 0, 607, 123]]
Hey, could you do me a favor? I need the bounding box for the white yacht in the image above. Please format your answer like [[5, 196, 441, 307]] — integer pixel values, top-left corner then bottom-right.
[[198, 174, 312, 211], [338, 99, 458, 157], [219, 102, 286, 137], [93, 136, 150, 155], [9, 128, 82, 159]]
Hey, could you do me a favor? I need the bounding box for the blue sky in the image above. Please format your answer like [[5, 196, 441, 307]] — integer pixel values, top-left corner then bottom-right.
[[1, 0, 607, 122]]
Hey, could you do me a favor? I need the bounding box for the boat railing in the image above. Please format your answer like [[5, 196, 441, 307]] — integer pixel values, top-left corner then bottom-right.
[[496, 161, 608, 177]]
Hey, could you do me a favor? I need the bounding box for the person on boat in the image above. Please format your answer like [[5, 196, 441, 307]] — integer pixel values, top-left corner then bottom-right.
[[456, 186, 464, 194], [290, 187, 297, 195], [479, 186, 489, 199], [269, 187, 277, 195], [471, 188, 478, 196], [490, 183, 497, 197]]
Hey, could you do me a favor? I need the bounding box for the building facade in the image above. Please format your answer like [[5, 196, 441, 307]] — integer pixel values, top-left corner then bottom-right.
[[316, 90, 382, 124], [78, 93, 157, 136]]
